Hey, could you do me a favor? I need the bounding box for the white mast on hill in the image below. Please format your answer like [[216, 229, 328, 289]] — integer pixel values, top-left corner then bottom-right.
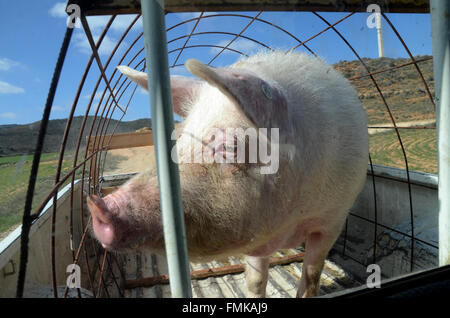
[[376, 12, 385, 57]]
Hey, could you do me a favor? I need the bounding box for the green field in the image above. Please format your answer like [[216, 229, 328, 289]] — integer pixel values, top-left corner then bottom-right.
[[0, 153, 83, 239], [369, 129, 437, 174], [0, 151, 127, 239]]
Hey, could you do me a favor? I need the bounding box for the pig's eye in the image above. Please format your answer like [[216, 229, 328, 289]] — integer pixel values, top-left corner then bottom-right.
[[213, 142, 236, 158], [224, 143, 236, 152]]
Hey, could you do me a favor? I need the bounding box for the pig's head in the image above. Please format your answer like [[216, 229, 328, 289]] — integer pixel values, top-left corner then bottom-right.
[[87, 171, 165, 252], [87, 58, 294, 258]]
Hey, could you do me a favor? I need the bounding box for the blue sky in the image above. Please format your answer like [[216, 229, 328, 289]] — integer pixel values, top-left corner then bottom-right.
[[0, 1, 433, 125]]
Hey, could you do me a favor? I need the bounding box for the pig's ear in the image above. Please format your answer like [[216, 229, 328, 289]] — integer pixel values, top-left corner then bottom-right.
[[185, 59, 288, 129], [116, 65, 148, 90], [116, 65, 202, 118]]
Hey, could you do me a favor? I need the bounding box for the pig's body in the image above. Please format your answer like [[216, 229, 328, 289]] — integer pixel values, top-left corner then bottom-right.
[[87, 51, 368, 297]]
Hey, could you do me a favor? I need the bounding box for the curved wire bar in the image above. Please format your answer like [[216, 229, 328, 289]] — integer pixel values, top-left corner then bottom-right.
[[312, 11, 418, 272], [20, 10, 436, 298]]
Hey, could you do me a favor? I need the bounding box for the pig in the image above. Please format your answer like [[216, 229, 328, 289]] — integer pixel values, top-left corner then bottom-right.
[[87, 51, 369, 298]]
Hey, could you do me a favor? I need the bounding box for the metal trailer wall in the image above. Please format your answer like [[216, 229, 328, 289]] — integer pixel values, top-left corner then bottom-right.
[[332, 165, 438, 282]]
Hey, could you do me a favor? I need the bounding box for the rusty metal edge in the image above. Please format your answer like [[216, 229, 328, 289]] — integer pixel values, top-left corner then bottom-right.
[[67, 0, 430, 15]]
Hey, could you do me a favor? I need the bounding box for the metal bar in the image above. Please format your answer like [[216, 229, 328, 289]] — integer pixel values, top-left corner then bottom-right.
[[431, 0, 450, 266], [169, 31, 271, 51], [141, 0, 192, 298], [96, 249, 110, 297], [172, 11, 204, 67], [289, 11, 355, 52], [208, 11, 262, 65], [368, 155, 378, 264], [170, 44, 248, 57], [381, 12, 435, 111], [30, 150, 102, 220], [79, 14, 126, 114], [16, 26, 73, 298], [66, 15, 116, 298], [167, 13, 316, 55], [68, 15, 127, 298], [368, 126, 435, 129], [348, 213, 438, 250], [75, 17, 140, 293], [67, 0, 431, 15], [82, 14, 140, 186], [348, 56, 433, 81], [63, 216, 93, 297], [51, 14, 116, 299]]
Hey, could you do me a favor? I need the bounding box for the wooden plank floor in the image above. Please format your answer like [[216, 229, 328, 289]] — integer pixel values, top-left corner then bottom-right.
[[123, 247, 362, 298]]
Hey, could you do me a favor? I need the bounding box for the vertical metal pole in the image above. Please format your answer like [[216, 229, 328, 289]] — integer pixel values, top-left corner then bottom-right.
[[431, 0, 450, 266], [376, 13, 385, 58], [140, 0, 192, 297]]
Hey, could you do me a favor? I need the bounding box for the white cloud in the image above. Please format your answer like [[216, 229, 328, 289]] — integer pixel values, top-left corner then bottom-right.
[[211, 39, 260, 55], [83, 15, 142, 33], [49, 3, 140, 57], [73, 32, 120, 56], [83, 89, 120, 101], [0, 57, 20, 71], [0, 81, 25, 94], [93, 15, 142, 32], [36, 104, 67, 112], [0, 112, 17, 119], [83, 91, 104, 101], [138, 87, 149, 95], [169, 66, 191, 77], [52, 105, 65, 111], [49, 2, 67, 18]]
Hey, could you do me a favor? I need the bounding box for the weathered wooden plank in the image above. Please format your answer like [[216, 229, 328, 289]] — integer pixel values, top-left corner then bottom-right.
[[101, 186, 119, 196], [86, 130, 154, 153], [124, 252, 305, 289]]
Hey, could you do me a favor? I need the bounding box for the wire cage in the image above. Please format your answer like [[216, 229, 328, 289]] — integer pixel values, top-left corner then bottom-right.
[[0, 0, 446, 298]]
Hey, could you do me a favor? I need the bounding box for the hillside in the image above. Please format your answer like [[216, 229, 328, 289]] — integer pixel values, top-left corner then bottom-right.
[[0, 116, 152, 157], [334, 55, 435, 124]]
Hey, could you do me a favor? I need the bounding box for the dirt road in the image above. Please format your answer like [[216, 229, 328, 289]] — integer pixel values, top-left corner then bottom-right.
[[104, 145, 155, 175], [368, 119, 435, 135]]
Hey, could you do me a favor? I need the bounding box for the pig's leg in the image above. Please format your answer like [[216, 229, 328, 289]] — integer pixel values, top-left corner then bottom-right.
[[296, 231, 336, 298], [245, 256, 269, 298]]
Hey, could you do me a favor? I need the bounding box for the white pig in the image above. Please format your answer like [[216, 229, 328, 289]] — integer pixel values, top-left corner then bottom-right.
[[87, 51, 369, 297]]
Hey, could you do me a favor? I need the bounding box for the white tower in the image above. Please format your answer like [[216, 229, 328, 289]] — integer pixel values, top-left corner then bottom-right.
[[376, 13, 385, 57]]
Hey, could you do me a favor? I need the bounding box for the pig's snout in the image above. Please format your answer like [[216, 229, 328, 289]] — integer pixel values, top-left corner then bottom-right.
[[87, 194, 119, 249]]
